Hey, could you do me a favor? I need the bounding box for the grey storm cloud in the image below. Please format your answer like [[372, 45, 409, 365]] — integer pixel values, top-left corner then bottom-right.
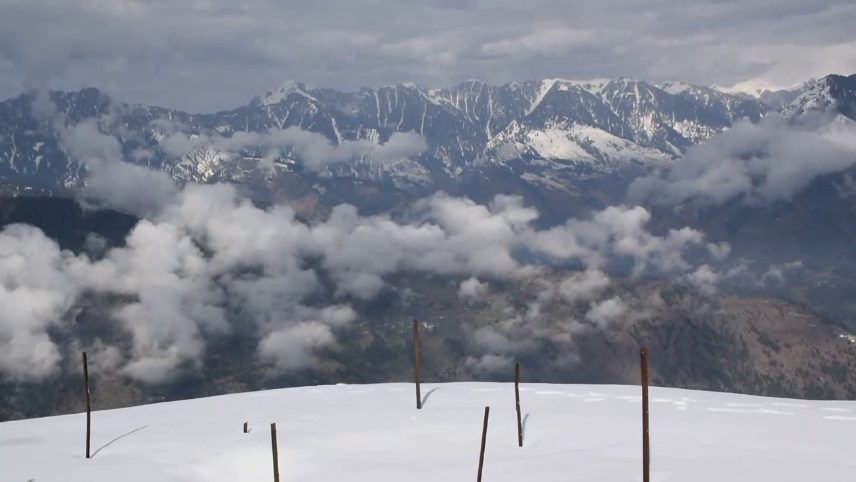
[[2, 1, 856, 111]]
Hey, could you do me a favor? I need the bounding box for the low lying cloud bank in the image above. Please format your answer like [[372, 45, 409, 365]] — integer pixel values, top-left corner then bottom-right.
[[158, 124, 428, 172], [628, 114, 856, 207], [0, 181, 722, 383]]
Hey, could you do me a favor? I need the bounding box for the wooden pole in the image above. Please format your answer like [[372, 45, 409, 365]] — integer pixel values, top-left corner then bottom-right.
[[477, 406, 490, 482], [83, 351, 91, 459], [270, 423, 280, 482], [641, 347, 650, 482], [413, 319, 422, 410], [515, 362, 523, 447], [243, 421, 248, 434]]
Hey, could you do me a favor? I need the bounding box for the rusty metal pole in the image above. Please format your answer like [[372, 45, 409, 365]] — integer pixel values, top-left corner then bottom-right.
[[83, 352, 91, 459], [641, 347, 650, 482], [515, 362, 523, 447], [270, 423, 280, 482], [477, 406, 490, 482], [413, 319, 422, 410]]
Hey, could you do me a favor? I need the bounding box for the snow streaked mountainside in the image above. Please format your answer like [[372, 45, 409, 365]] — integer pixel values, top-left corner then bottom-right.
[[2, 382, 854, 482], [0, 77, 770, 194], [0, 74, 853, 202], [782, 74, 856, 119]]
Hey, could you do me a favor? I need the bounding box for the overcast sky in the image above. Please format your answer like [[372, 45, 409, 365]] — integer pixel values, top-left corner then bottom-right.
[[1, 0, 855, 112]]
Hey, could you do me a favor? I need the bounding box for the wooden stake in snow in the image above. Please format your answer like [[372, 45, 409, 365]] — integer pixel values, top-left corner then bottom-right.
[[641, 347, 650, 482], [413, 319, 422, 410], [243, 421, 248, 434], [270, 423, 280, 482], [83, 351, 91, 460], [477, 406, 490, 482], [515, 362, 523, 447]]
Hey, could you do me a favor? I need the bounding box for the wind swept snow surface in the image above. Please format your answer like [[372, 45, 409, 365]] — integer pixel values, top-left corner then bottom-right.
[[1, 382, 854, 481]]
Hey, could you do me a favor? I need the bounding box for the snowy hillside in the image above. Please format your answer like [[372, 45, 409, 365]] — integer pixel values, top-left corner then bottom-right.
[[2, 382, 853, 482]]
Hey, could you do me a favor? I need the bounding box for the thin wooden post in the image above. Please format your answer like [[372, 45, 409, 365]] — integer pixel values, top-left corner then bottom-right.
[[514, 362, 523, 447], [243, 421, 248, 433], [641, 347, 650, 482], [83, 351, 91, 459], [413, 319, 422, 410], [477, 406, 490, 482], [270, 423, 280, 482]]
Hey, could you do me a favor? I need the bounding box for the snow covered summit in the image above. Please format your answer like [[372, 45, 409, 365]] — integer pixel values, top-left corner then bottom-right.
[[1, 382, 853, 481], [256, 80, 318, 106]]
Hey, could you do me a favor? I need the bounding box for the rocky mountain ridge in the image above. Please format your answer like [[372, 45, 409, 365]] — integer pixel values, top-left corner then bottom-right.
[[0, 76, 781, 199]]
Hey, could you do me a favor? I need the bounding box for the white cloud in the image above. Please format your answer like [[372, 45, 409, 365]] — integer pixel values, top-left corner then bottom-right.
[[0, 225, 82, 381], [528, 205, 705, 275], [465, 354, 514, 375], [259, 322, 337, 373], [707, 242, 731, 261], [471, 326, 517, 355], [762, 260, 804, 285], [159, 128, 428, 172], [629, 114, 856, 207], [585, 296, 627, 328], [54, 116, 178, 217], [0, 170, 719, 382], [459, 277, 489, 300], [559, 268, 610, 302], [687, 264, 721, 296]]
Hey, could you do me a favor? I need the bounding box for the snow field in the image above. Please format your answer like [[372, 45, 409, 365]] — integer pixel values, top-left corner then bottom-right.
[[1, 382, 854, 482]]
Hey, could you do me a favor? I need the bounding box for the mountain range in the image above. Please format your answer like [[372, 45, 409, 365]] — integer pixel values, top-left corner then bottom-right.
[[2, 73, 853, 210]]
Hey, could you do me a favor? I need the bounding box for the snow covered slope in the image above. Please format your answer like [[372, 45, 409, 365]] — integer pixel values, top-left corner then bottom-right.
[[1, 382, 853, 482], [782, 74, 856, 120]]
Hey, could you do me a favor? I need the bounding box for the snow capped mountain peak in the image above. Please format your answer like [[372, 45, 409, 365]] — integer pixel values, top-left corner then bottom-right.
[[710, 78, 812, 98], [710, 80, 769, 97], [257, 80, 317, 105], [783, 81, 836, 116], [782, 74, 856, 119], [608, 77, 643, 90], [523, 79, 562, 115], [658, 81, 695, 95], [379, 82, 427, 92], [522, 78, 612, 100], [558, 78, 611, 95]]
